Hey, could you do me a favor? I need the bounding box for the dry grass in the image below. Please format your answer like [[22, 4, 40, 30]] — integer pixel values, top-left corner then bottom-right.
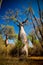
[[0, 37, 43, 65], [0, 56, 43, 65]]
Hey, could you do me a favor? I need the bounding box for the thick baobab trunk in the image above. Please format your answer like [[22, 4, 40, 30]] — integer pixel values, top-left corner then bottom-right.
[[19, 26, 28, 56], [5, 34, 8, 47]]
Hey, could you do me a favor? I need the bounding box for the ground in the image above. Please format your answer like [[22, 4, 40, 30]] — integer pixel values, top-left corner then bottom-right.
[[0, 55, 43, 65]]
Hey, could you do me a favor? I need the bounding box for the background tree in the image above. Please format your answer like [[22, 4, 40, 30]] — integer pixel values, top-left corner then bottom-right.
[[0, 25, 15, 46], [24, 7, 43, 48]]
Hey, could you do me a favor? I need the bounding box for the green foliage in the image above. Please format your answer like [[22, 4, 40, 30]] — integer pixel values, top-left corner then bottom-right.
[[0, 34, 43, 56], [14, 34, 18, 39], [0, 36, 7, 56], [0, 36, 15, 56], [12, 17, 17, 22], [15, 40, 24, 49], [27, 35, 32, 41], [0, 25, 17, 39], [34, 40, 39, 44]]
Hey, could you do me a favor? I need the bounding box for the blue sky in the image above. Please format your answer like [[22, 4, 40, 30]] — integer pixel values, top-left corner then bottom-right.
[[0, 0, 43, 35]]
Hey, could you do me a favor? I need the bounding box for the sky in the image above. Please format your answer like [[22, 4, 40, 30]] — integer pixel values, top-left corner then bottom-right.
[[0, 0, 43, 35]]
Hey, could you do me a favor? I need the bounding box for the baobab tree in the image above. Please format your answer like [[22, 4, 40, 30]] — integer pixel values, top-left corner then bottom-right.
[[11, 16, 29, 56]]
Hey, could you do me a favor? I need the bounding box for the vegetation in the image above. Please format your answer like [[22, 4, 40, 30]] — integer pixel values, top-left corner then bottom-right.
[[0, 7, 43, 56], [0, 0, 43, 65]]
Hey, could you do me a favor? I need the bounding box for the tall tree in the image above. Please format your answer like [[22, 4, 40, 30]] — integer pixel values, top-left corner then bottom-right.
[[24, 7, 43, 43], [11, 16, 29, 56], [29, 13, 42, 42], [29, 7, 43, 39]]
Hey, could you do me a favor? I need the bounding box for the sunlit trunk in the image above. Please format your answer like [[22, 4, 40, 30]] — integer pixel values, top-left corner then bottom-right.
[[19, 26, 28, 56], [5, 34, 8, 47]]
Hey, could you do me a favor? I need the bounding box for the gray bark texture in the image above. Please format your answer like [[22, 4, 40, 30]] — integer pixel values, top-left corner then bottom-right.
[[19, 26, 28, 56]]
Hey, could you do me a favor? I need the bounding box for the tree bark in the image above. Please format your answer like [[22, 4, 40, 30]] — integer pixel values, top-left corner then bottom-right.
[[5, 34, 8, 47], [18, 25, 28, 56]]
